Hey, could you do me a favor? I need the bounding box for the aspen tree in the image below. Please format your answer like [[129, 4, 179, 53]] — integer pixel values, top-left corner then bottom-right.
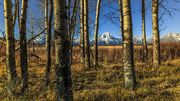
[[45, 0, 53, 86], [19, 0, 28, 93], [84, 0, 90, 68], [54, 0, 73, 100], [80, 0, 85, 63], [142, 0, 148, 62], [94, 0, 101, 67], [118, 0, 124, 43], [4, 0, 17, 89], [122, 0, 136, 89], [152, 0, 161, 67]]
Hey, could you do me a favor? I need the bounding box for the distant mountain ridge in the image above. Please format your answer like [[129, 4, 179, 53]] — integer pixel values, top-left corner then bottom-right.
[[161, 33, 180, 42], [25, 32, 180, 45], [74, 32, 142, 45], [147, 33, 180, 43]]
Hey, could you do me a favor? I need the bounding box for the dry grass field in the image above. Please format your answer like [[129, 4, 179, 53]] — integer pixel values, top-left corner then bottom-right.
[[0, 43, 180, 100]]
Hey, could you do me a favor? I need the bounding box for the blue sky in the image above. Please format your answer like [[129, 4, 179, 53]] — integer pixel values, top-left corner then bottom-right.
[[0, 0, 180, 39], [98, 0, 180, 39]]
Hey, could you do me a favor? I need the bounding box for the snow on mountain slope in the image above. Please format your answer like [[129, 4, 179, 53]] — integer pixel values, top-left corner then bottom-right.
[[33, 32, 180, 45], [98, 32, 122, 45], [147, 33, 180, 43], [161, 33, 180, 42], [133, 35, 142, 45], [72, 32, 141, 45]]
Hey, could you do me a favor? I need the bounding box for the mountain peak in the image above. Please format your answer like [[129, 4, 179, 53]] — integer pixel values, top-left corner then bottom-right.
[[163, 33, 180, 38], [98, 32, 122, 45], [133, 35, 142, 44], [161, 33, 180, 42], [147, 33, 180, 43], [100, 32, 114, 39]]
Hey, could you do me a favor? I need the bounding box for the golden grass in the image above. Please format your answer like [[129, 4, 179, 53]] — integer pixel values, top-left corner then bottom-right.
[[0, 59, 179, 100], [0, 45, 180, 100]]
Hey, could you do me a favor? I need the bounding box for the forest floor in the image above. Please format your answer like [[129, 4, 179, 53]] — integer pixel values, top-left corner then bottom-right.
[[0, 44, 180, 100], [0, 57, 180, 101]]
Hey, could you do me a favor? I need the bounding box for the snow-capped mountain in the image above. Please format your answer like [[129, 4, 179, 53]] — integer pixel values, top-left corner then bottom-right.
[[72, 32, 141, 45], [98, 32, 122, 45], [133, 35, 142, 45], [33, 32, 180, 45], [161, 33, 180, 42], [147, 33, 180, 43], [98, 32, 142, 45]]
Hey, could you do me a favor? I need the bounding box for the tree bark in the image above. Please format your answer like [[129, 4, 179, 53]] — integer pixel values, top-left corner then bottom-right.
[[118, 0, 124, 43], [12, 0, 19, 27], [70, 0, 79, 63], [4, 0, 17, 91], [45, 0, 53, 86], [142, 0, 148, 62], [80, 0, 85, 63], [84, 0, 90, 68], [54, 0, 73, 100], [122, 0, 136, 90], [94, 0, 101, 67], [152, 0, 160, 67], [19, 0, 28, 93]]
